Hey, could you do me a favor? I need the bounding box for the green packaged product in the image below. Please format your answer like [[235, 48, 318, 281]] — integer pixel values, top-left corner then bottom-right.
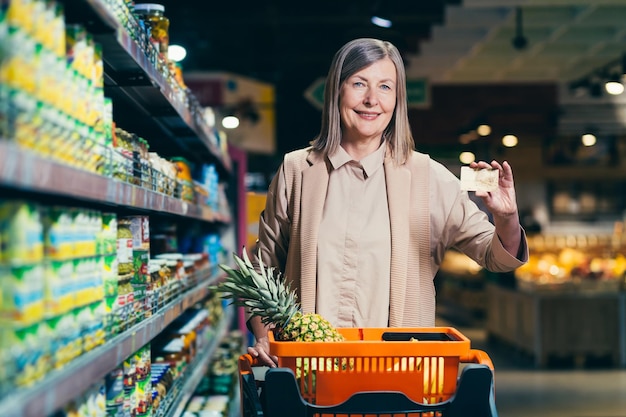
[[117, 220, 133, 276]]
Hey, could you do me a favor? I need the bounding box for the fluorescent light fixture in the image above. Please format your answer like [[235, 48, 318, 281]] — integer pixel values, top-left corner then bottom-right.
[[371, 15, 392, 28]]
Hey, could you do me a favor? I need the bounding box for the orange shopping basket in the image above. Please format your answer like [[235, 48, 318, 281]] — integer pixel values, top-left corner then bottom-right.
[[238, 327, 498, 417]]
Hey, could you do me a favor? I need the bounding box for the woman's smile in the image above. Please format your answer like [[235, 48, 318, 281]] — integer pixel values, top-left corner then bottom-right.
[[339, 57, 397, 145]]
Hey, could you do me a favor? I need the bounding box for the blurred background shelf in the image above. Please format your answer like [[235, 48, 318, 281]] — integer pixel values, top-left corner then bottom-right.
[[486, 283, 626, 368]]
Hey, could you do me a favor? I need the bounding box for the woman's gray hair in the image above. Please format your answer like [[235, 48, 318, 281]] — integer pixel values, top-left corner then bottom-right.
[[310, 38, 415, 165]]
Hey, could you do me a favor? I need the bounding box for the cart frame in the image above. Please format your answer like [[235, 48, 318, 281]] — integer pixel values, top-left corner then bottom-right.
[[239, 352, 498, 417]]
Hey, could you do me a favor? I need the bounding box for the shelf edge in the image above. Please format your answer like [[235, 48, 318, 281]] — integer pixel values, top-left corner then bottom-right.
[[0, 142, 226, 223]]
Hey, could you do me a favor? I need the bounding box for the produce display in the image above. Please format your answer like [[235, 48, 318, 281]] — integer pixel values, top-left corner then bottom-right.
[[514, 232, 626, 292]]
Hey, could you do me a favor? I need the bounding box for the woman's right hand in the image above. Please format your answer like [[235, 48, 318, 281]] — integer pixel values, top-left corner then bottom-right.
[[248, 335, 278, 367]]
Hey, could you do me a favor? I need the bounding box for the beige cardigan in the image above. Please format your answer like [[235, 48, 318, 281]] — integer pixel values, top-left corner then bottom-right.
[[256, 147, 527, 327]]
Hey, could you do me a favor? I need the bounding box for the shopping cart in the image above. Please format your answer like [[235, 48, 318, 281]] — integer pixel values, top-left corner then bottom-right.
[[238, 327, 498, 417]]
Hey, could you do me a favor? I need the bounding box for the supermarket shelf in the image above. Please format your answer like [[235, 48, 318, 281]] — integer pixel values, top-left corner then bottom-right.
[[0, 268, 223, 417], [165, 305, 235, 417], [229, 383, 241, 417], [64, 0, 231, 175], [0, 142, 231, 224]]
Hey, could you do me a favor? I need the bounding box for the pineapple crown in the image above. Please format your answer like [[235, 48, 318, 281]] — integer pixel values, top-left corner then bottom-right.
[[213, 248, 301, 330]]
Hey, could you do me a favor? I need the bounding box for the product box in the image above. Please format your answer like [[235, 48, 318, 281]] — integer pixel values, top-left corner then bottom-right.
[[0, 263, 44, 325], [128, 216, 149, 285], [0, 200, 44, 265]]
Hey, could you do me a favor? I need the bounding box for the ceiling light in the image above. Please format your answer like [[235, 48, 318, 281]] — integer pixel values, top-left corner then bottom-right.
[[371, 15, 392, 28], [168, 44, 187, 62], [222, 115, 239, 129], [459, 152, 475, 164], [502, 134, 518, 147], [477, 124, 491, 136], [581, 133, 596, 146], [605, 80, 624, 95]]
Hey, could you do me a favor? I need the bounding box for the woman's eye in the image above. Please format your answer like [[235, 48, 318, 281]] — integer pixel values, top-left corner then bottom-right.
[[380, 84, 391, 91], [354, 81, 365, 87]]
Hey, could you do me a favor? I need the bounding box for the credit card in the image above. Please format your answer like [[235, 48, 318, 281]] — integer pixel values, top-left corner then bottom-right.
[[460, 166, 499, 192]]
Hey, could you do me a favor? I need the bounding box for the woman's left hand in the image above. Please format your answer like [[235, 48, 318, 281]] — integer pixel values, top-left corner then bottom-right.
[[470, 160, 522, 257], [469, 160, 518, 219]]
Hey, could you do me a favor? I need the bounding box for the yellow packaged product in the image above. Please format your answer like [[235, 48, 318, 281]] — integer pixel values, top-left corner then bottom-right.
[[0, 200, 43, 265], [117, 219, 134, 276], [50, 2, 66, 57], [1, 264, 44, 325], [74, 257, 100, 308], [43, 259, 74, 317], [6, 0, 35, 36], [4, 27, 37, 94], [33, 0, 51, 49], [171, 157, 194, 202], [13, 93, 40, 152], [43, 206, 74, 260], [73, 209, 98, 257], [4, 322, 48, 387], [45, 311, 80, 369], [65, 24, 87, 76]]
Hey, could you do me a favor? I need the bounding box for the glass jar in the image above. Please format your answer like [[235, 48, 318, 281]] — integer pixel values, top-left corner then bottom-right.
[[133, 3, 169, 56]]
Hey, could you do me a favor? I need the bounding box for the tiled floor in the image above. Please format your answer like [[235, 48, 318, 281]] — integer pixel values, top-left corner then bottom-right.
[[440, 320, 626, 417]]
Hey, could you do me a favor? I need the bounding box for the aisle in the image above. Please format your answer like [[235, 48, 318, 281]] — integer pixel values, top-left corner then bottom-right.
[[438, 317, 626, 417]]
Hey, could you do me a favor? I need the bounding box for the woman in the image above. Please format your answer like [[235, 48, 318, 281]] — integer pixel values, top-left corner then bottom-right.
[[250, 38, 528, 366]]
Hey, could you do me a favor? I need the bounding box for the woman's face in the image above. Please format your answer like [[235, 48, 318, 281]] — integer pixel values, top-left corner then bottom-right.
[[339, 57, 397, 144]]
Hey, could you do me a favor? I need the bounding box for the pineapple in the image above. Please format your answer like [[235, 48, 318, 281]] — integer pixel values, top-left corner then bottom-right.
[[213, 248, 344, 343]]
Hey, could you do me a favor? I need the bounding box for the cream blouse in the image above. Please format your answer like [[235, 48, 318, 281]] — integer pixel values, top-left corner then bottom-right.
[[317, 143, 390, 328]]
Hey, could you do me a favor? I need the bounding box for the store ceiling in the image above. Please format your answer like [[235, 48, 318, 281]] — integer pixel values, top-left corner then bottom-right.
[[408, 0, 626, 84], [162, 0, 626, 85], [156, 0, 626, 157], [159, 0, 459, 83]]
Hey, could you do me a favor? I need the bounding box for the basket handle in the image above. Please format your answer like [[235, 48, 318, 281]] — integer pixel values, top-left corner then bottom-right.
[[239, 353, 264, 371], [238, 354, 265, 416], [461, 349, 495, 370]]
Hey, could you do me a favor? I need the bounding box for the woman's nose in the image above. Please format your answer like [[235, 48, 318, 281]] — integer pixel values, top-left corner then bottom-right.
[[363, 89, 378, 105]]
